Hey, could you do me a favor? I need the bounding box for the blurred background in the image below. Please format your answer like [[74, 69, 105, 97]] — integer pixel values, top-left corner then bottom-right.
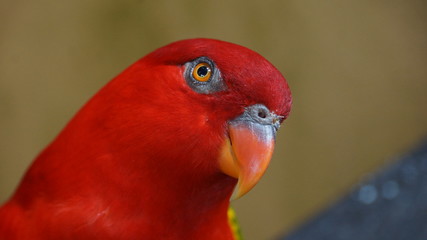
[[1, 0, 426, 239]]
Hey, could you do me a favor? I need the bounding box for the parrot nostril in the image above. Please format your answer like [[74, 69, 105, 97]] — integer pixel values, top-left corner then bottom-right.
[[241, 104, 276, 125], [257, 109, 267, 119]]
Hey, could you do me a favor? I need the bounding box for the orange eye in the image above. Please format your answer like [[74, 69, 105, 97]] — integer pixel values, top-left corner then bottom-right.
[[192, 62, 212, 82]]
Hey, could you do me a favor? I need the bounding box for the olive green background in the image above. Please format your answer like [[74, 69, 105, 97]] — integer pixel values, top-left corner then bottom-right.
[[1, 1, 426, 239]]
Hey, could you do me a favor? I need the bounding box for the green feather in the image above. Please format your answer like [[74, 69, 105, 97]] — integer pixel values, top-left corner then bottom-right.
[[228, 207, 243, 240]]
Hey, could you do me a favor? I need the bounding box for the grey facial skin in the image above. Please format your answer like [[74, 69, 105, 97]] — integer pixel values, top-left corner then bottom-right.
[[230, 104, 283, 142]]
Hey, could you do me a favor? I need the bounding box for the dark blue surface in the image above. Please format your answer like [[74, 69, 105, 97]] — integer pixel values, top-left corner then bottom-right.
[[280, 139, 427, 240]]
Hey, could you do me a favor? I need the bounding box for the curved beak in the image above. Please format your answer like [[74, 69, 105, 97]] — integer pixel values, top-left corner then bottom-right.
[[219, 105, 280, 199]]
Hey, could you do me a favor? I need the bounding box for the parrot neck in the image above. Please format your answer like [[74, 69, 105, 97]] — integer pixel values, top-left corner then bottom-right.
[[110, 149, 238, 239], [10, 91, 238, 239], [13, 123, 238, 239], [129, 172, 237, 239]]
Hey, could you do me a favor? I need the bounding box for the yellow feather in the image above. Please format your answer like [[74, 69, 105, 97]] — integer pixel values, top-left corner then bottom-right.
[[228, 207, 243, 240]]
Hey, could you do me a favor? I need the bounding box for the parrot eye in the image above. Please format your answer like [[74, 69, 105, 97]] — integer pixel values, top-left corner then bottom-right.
[[184, 57, 225, 94], [192, 63, 212, 82]]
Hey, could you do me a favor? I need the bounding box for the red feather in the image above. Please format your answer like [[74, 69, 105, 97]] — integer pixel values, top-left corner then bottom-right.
[[0, 39, 291, 239]]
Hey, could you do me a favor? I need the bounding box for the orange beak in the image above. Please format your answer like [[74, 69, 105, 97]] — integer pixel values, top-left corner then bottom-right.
[[219, 116, 277, 199]]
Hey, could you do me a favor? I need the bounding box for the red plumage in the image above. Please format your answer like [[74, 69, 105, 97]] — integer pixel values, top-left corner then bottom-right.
[[0, 39, 291, 239]]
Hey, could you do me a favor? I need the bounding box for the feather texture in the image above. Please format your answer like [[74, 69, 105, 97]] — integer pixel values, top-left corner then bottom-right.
[[0, 39, 291, 240]]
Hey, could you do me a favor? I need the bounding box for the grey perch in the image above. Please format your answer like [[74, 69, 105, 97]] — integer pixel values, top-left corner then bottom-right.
[[280, 138, 427, 240]]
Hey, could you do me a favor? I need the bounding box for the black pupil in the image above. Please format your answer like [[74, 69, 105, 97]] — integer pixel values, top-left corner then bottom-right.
[[197, 66, 209, 77]]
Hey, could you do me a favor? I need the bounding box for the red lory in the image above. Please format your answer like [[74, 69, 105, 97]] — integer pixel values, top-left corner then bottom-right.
[[0, 39, 292, 239]]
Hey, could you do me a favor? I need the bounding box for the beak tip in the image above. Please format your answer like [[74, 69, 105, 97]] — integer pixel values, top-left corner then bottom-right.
[[230, 186, 243, 201]]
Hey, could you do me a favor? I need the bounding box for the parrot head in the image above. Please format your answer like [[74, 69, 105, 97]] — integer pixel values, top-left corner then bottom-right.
[[92, 38, 292, 201]]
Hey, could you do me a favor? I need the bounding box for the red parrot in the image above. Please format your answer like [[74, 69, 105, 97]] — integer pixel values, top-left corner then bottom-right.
[[0, 38, 291, 239]]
